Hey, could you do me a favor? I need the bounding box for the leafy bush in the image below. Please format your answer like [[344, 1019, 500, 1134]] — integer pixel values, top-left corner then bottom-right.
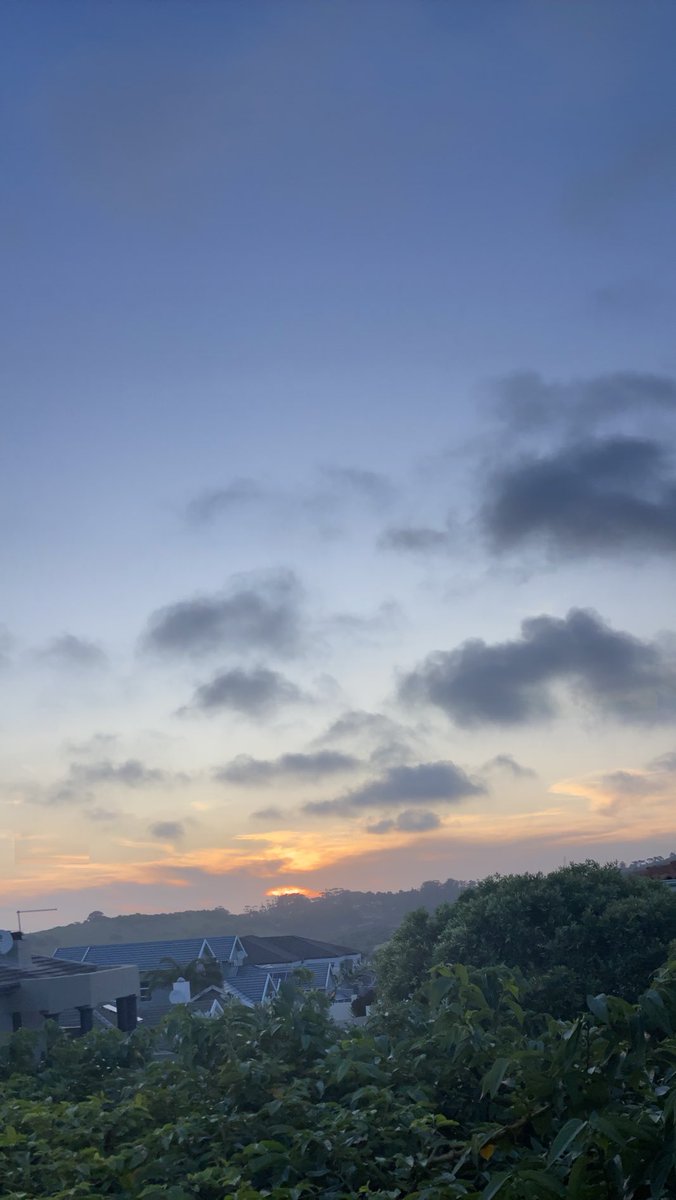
[[3, 953, 676, 1197], [376, 861, 676, 1015]]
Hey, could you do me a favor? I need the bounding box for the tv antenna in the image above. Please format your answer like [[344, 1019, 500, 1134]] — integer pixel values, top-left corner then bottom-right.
[[16, 907, 58, 933]]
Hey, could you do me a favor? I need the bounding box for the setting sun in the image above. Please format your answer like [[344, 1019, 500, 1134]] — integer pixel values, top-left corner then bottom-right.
[[265, 886, 321, 899]]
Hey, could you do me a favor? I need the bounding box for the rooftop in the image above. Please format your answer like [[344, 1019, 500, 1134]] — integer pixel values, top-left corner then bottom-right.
[[0, 955, 98, 997]]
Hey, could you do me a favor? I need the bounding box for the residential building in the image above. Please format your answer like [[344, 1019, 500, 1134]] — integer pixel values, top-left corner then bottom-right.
[[52, 932, 361, 1027], [0, 930, 139, 1039]]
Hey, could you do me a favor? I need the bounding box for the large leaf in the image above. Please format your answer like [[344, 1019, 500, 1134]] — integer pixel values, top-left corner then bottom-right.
[[481, 1058, 510, 1099], [546, 1119, 587, 1166]]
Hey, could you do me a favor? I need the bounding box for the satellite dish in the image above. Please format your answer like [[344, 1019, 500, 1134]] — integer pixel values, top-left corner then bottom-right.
[[0, 930, 14, 955]]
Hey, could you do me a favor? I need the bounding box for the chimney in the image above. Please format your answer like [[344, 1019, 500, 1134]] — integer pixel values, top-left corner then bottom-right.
[[6, 931, 33, 969]]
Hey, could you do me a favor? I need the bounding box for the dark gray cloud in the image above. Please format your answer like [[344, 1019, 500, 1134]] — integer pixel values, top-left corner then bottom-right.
[[250, 805, 286, 822], [649, 750, 676, 773], [215, 750, 360, 785], [85, 806, 119, 822], [149, 820, 185, 842], [314, 709, 417, 767], [400, 608, 676, 727], [596, 770, 665, 800], [483, 754, 537, 779], [187, 667, 303, 716], [378, 525, 451, 554], [142, 569, 304, 659], [366, 809, 442, 835], [494, 371, 676, 438], [304, 760, 484, 817], [483, 436, 676, 557], [38, 633, 108, 669], [70, 759, 166, 787], [185, 478, 265, 525], [33, 758, 170, 807]]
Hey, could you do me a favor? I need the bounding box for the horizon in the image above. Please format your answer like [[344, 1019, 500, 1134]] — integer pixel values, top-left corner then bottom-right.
[[3, 1, 676, 927]]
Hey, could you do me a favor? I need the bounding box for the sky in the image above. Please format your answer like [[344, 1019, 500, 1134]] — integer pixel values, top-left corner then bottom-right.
[[2, 0, 676, 929]]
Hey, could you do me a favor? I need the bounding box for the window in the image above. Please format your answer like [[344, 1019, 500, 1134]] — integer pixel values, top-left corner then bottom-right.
[[140, 982, 152, 1002]]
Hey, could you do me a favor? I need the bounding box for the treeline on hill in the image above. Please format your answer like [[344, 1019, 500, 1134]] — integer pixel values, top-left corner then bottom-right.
[[3, 866, 676, 1198], [27, 878, 467, 957]]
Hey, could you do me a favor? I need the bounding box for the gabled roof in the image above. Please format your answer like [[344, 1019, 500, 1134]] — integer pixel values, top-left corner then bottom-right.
[[203, 935, 242, 961], [239, 935, 359, 965], [224, 966, 274, 1006], [268, 961, 334, 992], [54, 937, 211, 972]]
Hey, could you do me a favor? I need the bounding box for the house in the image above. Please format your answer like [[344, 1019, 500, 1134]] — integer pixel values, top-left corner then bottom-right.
[[52, 932, 361, 1028], [629, 858, 676, 891], [0, 930, 139, 1039]]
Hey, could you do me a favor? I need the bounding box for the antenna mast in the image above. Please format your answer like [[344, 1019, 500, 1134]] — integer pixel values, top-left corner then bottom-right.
[[16, 907, 58, 933]]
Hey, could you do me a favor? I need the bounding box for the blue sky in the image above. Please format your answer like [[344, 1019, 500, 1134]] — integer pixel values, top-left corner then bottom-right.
[[2, 1, 676, 927]]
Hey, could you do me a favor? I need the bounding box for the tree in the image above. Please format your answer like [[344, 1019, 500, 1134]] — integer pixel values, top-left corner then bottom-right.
[[377, 861, 676, 1015], [5, 957, 676, 1196], [373, 903, 457, 1004], [145, 955, 223, 997]]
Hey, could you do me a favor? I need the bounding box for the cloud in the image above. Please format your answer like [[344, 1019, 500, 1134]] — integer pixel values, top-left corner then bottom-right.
[[378, 525, 451, 554], [185, 478, 265, 525], [597, 770, 665, 799], [319, 466, 395, 508], [591, 278, 669, 318], [37, 633, 108, 669], [304, 760, 484, 816], [482, 436, 676, 557], [69, 759, 166, 788], [142, 569, 304, 659], [483, 754, 538, 779], [400, 608, 676, 727], [650, 751, 676, 772], [326, 600, 402, 639], [215, 750, 360, 785], [493, 371, 676, 439], [250, 806, 286, 822], [64, 732, 118, 756], [567, 123, 676, 227], [551, 754, 676, 816], [314, 709, 417, 766], [24, 758, 171, 807], [186, 667, 304, 716], [149, 820, 185, 842], [366, 809, 442, 835]]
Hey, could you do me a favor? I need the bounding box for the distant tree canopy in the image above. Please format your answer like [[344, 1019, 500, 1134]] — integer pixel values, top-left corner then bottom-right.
[[376, 861, 676, 1015], [28, 877, 467, 958]]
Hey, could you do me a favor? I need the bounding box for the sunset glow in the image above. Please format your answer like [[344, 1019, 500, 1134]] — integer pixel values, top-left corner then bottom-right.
[[2, 4, 676, 928], [265, 887, 321, 899]]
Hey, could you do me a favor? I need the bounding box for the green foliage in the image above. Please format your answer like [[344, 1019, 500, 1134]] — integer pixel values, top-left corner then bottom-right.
[[376, 861, 676, 1015], [4, 956, 676, 1197], [145, 956, 224, 997]]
